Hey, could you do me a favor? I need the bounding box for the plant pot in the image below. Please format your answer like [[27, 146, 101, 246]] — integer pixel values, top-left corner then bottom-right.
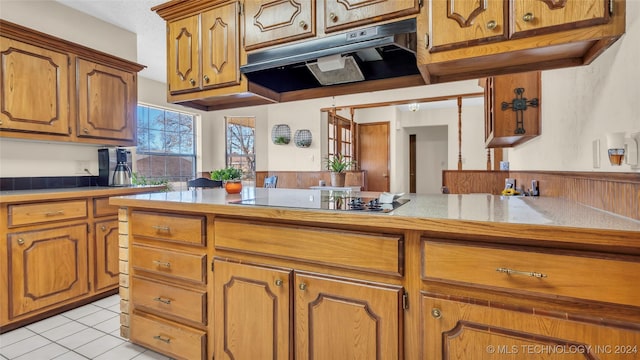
[[330, 172, 345, 187], [224, 180, 242, 194]]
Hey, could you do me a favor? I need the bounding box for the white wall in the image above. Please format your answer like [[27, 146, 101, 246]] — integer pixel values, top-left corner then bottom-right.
[[508, 1, 640, 172]]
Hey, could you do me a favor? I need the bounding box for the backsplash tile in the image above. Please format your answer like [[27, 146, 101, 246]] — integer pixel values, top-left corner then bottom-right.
[[0, 176, 98, 191]]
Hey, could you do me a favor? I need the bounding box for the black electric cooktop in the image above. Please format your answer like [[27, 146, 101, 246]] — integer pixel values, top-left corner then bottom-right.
[[230, 189, 409, 213]]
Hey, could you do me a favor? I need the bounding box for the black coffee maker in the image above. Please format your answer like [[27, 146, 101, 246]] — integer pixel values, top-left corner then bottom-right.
[[98, 148, 133, 186]]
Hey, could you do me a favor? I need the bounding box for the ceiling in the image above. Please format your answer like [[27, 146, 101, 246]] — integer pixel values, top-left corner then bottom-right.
[[55, 0, 167, 83]]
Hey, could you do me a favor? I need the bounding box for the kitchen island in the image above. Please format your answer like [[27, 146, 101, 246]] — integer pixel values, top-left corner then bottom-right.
[[112, 188, 640, 360]]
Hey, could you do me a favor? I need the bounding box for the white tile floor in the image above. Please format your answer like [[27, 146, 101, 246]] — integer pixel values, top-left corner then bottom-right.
[[0, 295, 171, 360]]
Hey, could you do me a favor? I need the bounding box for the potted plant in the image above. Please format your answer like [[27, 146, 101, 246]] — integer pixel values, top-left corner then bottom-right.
[[324, 153, 356, 187], [210, 166, 243, 194]]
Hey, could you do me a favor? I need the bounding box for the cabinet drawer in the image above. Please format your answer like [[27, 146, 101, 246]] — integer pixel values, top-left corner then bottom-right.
[[8, 200, 87, 226], [131, 211, 206, 246], [423, 241, 640, 307], [215, 219, 403, 276], [130, 313, 206, 360], [93, 197, 119, 217], [131, 244, 206, 284], [132, 277, 206, 325]]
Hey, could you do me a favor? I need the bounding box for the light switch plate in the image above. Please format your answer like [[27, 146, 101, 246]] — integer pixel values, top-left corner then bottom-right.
[[592, 139, 600, 168]]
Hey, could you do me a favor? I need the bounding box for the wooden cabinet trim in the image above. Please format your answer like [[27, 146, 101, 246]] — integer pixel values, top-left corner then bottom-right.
[[130, 312, 207, 360], [131, 276, 207, 326], [8, 200, 88, 227], [131, 243, 207, 285], [131, 211, 207, 247], [422, 239, 640, 307], [214, 218, 404, 276]]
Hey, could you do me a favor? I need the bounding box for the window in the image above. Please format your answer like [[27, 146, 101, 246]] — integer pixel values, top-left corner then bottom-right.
[[328, 111, 354, 162], [226, 117, 255, 180], [136, 104, 196, 184]]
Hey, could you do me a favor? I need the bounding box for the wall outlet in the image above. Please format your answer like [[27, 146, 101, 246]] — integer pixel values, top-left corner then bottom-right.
[[75, 161, 90, 174]]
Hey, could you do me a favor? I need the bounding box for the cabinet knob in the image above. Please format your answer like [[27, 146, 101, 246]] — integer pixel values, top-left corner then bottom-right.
[[83, 128, 89, 133], [329, 13, 337, 22], [17, 238, 25, 245], [189, 78, 196, 86], [203, 75, 209, 83], [100, 225, 106, 231], [523, 12, 534, 22], [298, 283, 307, 291], [486, 20, 497, 30], [431, 308, 442, 319], [299, 20, 308, 30], [274, 279, 283, 287]]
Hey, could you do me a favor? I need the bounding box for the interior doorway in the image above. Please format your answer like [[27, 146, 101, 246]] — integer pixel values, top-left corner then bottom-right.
[[409, 134, 416, 193], [358, 122, 390, 192]]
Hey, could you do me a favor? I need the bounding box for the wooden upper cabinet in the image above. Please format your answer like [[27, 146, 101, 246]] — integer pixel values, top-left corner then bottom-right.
[[202, 2, 241, 88], [418, 0, 625, 84], [0, 37, 70, 136], [168, 15, 200, 93], [76, 58, 136, 143], [430, 0, 507, 52], [243, 0, 316, 50], [167, 1, 240, 95], [484, 71, 541, 148], [324, 0, 419, 33], [511, 0, 610, 39]]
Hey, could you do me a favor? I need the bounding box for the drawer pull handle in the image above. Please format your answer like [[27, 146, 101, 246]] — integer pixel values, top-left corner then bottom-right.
[[153, 297, 172, 304], [496, 267, 547, 278], [153, 335, 171, 344], [153, 260, 171, 268], [45, 210, 65, 217], [151, 225, 170, 232]]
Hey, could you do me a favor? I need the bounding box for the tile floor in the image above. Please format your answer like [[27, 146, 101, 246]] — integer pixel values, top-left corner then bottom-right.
[[0, 295, 170, 360]]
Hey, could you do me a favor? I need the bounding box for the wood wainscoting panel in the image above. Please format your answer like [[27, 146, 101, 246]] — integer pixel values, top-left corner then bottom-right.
[[442, 171, 640, 220]]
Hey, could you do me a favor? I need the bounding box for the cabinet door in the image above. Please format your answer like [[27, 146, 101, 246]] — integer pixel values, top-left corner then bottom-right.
[[325, 0, 419, 33], [430, 0, 507, 52], [76, 58, 136, 142], [0, 37, 70, 135], [295, 272, 402, 360], [214, 260, 291, 360], [201, 1, 241, 89], [94, 219, 119, 291], [512, 0, 610, 39], [243, 0, 315, 50], [168, 14, 200, 93], [486, 71, 540, 148], [422, 294, 640, 359], [7, 224, 89, 319]]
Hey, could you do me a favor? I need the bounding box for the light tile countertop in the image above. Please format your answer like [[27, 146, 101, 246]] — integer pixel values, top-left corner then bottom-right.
[[109, 187, 640, 232]]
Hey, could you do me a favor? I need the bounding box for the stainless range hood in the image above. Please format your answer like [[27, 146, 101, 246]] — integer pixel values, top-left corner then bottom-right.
[[240, 18, 419, 93]]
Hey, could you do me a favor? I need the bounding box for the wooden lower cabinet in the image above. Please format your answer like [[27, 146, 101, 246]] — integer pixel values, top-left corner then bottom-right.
[[295, 272, 403, 360], [213, 260, 291, 360], [7, 224, 89, 319], [94, 219, 120, 291], [421, 294, 640, 360], [214, 260, 403, 360]]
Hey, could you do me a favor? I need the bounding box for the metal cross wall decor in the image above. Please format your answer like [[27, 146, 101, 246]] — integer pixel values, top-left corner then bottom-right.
[[501, 88, 539, 134]]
